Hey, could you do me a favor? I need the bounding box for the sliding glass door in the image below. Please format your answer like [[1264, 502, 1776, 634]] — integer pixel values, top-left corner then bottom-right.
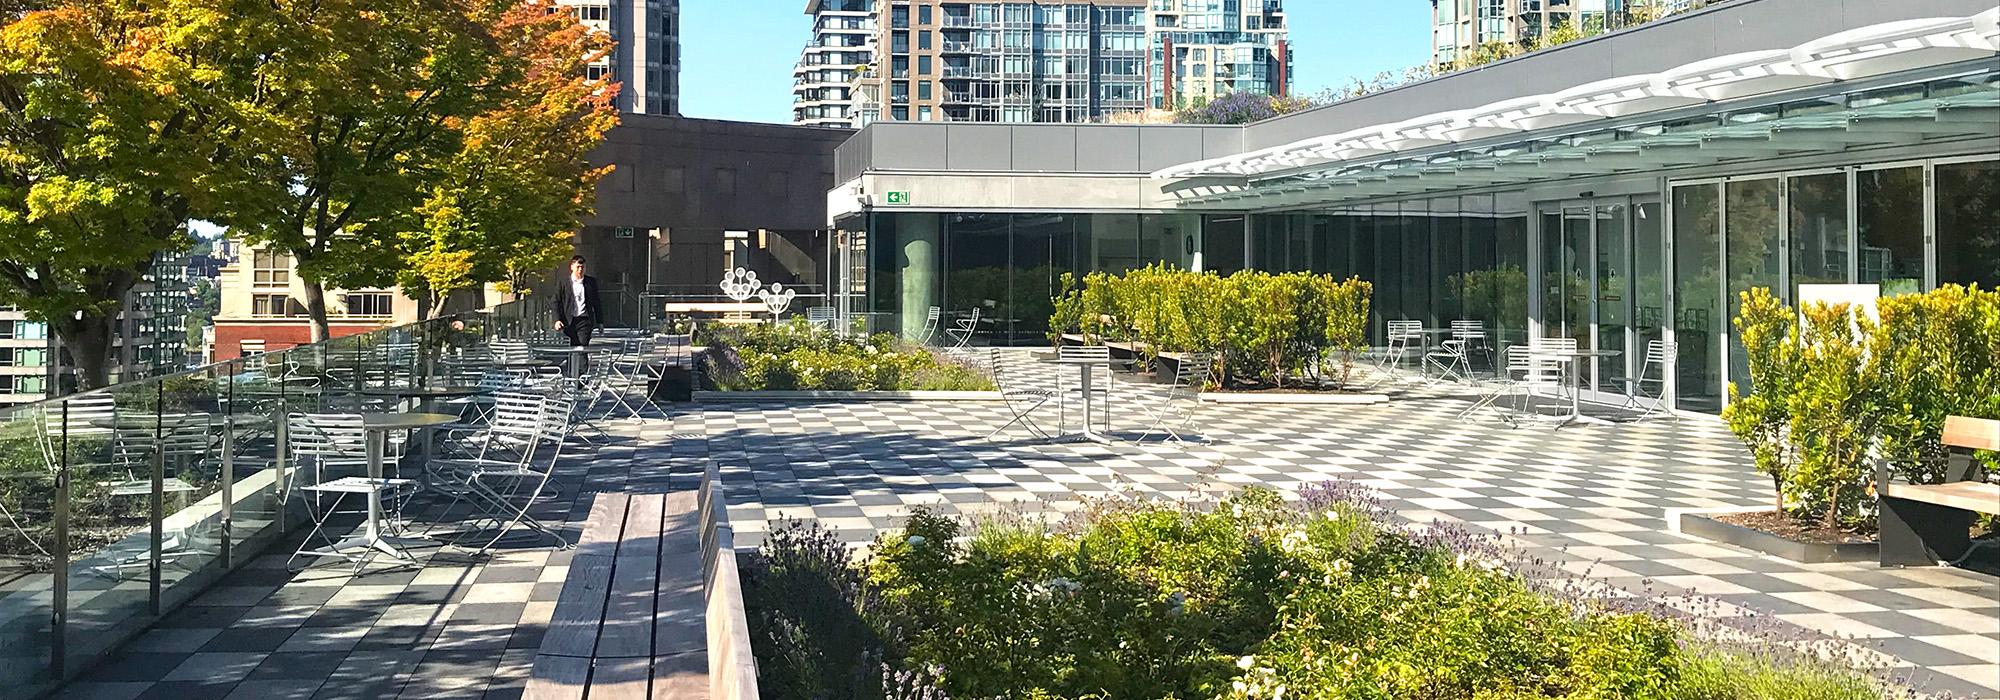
[[1534, 196, 1663, 394]]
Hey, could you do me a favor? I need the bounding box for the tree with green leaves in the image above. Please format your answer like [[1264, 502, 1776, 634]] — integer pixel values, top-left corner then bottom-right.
[[399, 0, 619, 319], [219, 0, 512, 341], [0, 0, 238, 389]]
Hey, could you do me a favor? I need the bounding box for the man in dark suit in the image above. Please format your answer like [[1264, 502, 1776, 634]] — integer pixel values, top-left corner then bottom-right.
[[553, 255, 602, 347]]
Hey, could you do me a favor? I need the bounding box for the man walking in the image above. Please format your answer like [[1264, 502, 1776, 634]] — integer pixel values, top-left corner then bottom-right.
[[553, 255, 602, 347]]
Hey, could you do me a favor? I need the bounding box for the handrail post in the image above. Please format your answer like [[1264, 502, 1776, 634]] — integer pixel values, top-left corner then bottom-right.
[[52, 401, 70, 679], [149, 383, 164, 616], [220, 418, 234, 569]]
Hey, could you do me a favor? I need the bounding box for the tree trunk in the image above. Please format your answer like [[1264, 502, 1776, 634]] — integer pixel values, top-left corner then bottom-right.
[[53, 313, 121, 392], [1772, 475, 1784, 514], [301, 280, 332, 343]]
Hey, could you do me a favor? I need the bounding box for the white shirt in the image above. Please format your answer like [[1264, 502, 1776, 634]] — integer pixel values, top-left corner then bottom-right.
[[571, 276, 587, 317]]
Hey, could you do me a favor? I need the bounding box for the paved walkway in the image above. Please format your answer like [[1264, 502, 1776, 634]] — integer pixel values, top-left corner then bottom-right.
[[51, 360, 2000, 699]]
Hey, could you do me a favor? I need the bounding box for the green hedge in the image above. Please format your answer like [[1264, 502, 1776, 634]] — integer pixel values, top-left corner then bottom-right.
[[746, 484, 1900, 700], [1725, 284, 2000, 530], [701, 320, 993, 392], [1049, 265, 1373, 388]]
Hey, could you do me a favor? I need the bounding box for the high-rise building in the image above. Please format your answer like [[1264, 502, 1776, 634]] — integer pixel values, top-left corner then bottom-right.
[[1151, 0, 1290, 111], [1429, 0, 1716, 65], [560, 0, 680, 115], [799, 0, 1289, 127], [796, 0, 877, 127], [0, 255, 188, 406]]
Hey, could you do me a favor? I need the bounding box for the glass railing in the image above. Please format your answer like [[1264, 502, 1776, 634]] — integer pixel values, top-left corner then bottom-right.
[[0, 297, 554, 698]]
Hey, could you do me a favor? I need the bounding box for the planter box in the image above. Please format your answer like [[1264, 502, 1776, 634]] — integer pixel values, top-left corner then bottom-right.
[[693, 390, 1004, 402], [1198, 392, 1389, 405], [1677, 509, 1877, 564]]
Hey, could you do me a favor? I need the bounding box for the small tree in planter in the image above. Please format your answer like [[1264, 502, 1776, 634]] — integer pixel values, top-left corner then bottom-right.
[[1787, 302, 1879, 530], [1723, 288, 1800, 513]]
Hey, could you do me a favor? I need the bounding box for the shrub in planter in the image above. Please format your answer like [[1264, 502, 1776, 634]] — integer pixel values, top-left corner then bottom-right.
[[1047, 267, 1373, 389], [1870, 284, 2000, 484], [701, 320, 992, 392], [747, 482, 1902, 700], [1725, 284, 2000, 531]]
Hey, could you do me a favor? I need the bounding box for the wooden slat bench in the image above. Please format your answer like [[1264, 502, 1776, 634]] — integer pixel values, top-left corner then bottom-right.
[[1878, 415, 2000, 567], [526, 466, 756, 699]]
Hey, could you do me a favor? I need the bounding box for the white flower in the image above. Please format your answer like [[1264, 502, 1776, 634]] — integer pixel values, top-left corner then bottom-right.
[[1237, 655, 1256, 670], [1280, 529, 1308, 553]]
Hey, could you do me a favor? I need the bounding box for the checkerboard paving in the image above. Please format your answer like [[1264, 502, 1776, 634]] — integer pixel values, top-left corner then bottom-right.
[[51, 352, 2000, 699]]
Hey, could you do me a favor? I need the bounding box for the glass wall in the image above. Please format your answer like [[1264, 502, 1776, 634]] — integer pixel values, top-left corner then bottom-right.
[[1788, 172, 1850, 295], [1672, 183, 1724, 413], [1666, 155, 1996, 414], [1315, 195, 1531, 351], [1857, 166, 1925, 296], [1936, 159, 2000, 288], [1724, 178, 1782, 395]]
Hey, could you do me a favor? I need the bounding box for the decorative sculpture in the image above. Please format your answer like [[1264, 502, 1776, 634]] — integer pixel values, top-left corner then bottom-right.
[[719, 267, 761, 303], [759, 282, 797, 320]]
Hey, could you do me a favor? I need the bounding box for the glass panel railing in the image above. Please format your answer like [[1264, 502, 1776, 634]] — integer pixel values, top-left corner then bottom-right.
[[0, 402, 59, 691], [0, 300, 575, 696]]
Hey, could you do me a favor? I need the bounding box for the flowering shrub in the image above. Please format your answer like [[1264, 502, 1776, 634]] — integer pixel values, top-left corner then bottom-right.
[[700, 319, 992, 392], [746, 482, 1905, 700]]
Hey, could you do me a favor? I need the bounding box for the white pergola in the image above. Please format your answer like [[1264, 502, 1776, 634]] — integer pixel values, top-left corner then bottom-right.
[[1153, 8, 2000, 209]]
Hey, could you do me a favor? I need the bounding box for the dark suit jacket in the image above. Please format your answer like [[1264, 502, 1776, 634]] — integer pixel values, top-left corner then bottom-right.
[[553, 275, 602, 321]]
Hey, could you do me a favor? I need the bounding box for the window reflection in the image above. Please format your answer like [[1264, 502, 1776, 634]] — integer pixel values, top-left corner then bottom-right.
[[1936, 160, 2000, 289], [1857, 166, 1925, 296]]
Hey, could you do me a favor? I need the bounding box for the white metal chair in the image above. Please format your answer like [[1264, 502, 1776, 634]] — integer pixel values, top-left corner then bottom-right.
[[1423, 321, 1480, 385], [1459, 346, 1528, 425], [426, 392, 567, 551], [1623, 339, 1678, 422], [1375, 320, 1425, 379], [945, 307, 981, 352], [287, 413, 417, 572], [1138, 352, 1215, 444], [987, 349, 1054, 439], [1524, 336, 1580, 413], [918, 306, 942, 346], [805, 305, 837, 330]]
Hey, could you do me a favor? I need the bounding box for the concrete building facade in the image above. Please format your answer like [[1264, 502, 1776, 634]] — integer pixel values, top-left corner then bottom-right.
[[828, 0, 2000, 414], [572, 115, 853, 327], [560, 0, 680, 115], [210, 242, 418, 362]]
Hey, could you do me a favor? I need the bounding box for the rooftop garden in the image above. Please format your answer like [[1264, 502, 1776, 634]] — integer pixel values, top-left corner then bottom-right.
[[745, 481, 1913, 700]]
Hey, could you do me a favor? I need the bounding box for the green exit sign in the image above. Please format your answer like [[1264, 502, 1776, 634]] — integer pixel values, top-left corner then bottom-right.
[[884, 191, 911, 206]]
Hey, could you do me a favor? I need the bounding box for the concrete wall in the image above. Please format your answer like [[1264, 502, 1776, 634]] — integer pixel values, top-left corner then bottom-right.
[[575, 116, 853, 325], [859, 172, 1171, 212], [834, 122, 1245, 180]]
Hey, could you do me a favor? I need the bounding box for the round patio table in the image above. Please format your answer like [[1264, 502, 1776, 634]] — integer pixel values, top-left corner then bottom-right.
[[1040, 356, 1117, 444], [1529, 348, 1622, 427]]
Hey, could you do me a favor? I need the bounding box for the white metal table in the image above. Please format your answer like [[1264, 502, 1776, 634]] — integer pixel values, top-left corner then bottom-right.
[[303, 411, 457, 566], [1041, 356, 1116, 443], [1530, 348, 1623, 427]]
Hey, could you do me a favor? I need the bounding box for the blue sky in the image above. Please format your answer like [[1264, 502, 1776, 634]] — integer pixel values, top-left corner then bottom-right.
[[679, 0, 1434, 124]]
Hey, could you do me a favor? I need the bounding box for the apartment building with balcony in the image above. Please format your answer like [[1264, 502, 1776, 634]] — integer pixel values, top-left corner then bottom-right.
[[1429, 0, 1712, 65], [210, 242, 418, 362], [806, 0, 1289, 127], [1151, 0, 1290, 110], [797, 0, 878, 127], [558, 0, 680, 114]]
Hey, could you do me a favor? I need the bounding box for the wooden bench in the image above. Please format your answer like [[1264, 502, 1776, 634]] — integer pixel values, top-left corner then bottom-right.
[[1878, 416, 2000, 567], [526, 466, 756, 699]]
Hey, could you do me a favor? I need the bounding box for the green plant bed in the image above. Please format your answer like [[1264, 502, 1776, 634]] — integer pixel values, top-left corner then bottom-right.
[[700, 319, 993, 392], [746, 484, 1917, 700]]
